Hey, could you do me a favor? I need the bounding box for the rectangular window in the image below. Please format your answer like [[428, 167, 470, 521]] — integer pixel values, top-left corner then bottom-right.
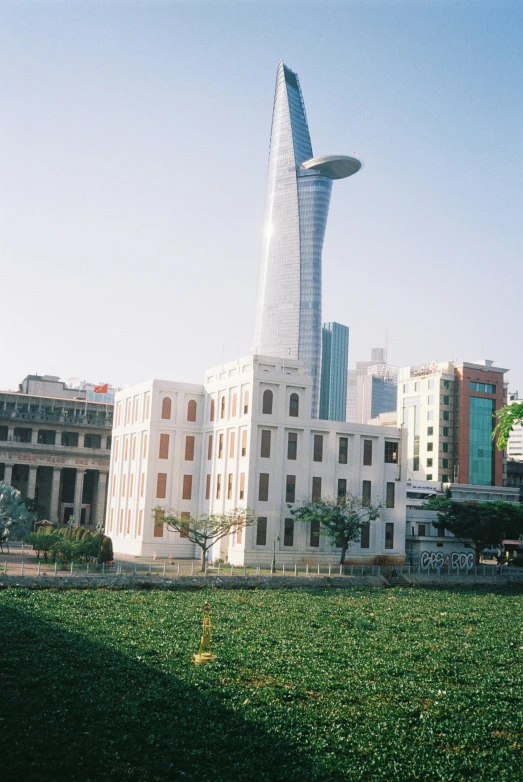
[[144, 393, 150, 421], [313, 434, 323, 462], [418, 524, 426, 536], [256, 517, 267, 546], [143, 433, 148, 459], [362, 480, 371, 505], [426, 474, 433, 480], [427, 458, 433, 467], [287, 432, 297, 460], [239, 472, 245, 499], [443, 380, 450, 389], [443, 395, 450, 405], [127, 509, 131, 535], [124, 437, 129, 461], [260, 430, 271, 458], [360, 523, 370, 548], [428, 379, 434, 389], [227, 473, 233, 500], [205, 474, 211, 500], [129, 474, 134, 497], [428, 395, 434, 405], [443, 411, 450, 421], [403, 384, 409, 393], [442, 427, 449, 437], [442, 474, 449, 482], [363, 439, 372, 466], [258, 473, 269, 502], [442, 458, 449, 468], [442, 441, 449, 453], [386, 482, 395, 508], [216, 474, 221, 499], [119, 509, 123, 533], [413, 456, 420, 471], [339, 437, 348, 464], [122, 475, 126, 496], [182, 474, 192, 500], [385, 522, 394, 550], [286, 475, 296, 503], [384, 441, 398, 463], [154, 510, 164, 538], [414, 382, 420, 392], [156, 473, 167, 498], [236, 519, 243, 545], [427, 442, 434, 451], [218, 434, 224, 458], [229, 431, 235, 458], [283, 518, 294, 547], [185, 435, 195, 461], [207, 434, 213, 460], [427, 427, 434, 436], [159, 433, 170, 459], [138, 510, 143, 537], [310, 519, 320, 548], [337, 478, 347, 501], [312, 476, 322, 501], [140, 472, 145, 497], [427, 411, 434, 420], [132, 436, 136, 460], [241, 430, 247, 456], [180, 511, 190, 538]]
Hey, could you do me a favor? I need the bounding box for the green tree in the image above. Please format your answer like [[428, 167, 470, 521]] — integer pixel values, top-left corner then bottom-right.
[[430, 499, 523, 564], [0, 482, 35, 550], [493, 401, 523, 449], [156, 507, 256, 570], [291, 495, 383, 565]]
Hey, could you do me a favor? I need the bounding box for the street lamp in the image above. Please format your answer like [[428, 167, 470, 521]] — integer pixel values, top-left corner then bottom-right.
[[271, 534, 280, 574]]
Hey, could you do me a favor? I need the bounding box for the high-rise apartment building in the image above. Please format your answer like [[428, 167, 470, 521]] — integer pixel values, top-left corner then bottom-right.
[[252, 61, 361, 416], [506, 391, 523, 461], [319, 322, 349, 421], [398, 359, 507, 486]]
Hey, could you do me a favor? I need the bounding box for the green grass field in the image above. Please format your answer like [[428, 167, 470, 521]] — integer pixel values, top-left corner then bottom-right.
[[0, 587, 522, 781]]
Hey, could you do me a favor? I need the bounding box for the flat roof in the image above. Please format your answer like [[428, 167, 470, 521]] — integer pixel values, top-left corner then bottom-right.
[[300, 155, 362, 180]]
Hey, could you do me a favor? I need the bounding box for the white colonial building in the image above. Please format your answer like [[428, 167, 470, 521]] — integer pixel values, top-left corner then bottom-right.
[[105, 356, 407, 565]]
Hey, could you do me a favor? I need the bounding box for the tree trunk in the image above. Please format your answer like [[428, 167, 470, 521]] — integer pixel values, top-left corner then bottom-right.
[[474, 544, 482, 567], [200, 546, 206, 571], [339, 543, 348, 566]]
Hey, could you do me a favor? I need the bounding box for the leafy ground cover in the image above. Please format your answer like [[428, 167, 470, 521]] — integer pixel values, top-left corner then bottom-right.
[[0, 587, 522, 781]]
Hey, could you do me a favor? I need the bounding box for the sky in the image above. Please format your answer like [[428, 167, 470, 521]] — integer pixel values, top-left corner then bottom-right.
[[1, 1, 522, 394]]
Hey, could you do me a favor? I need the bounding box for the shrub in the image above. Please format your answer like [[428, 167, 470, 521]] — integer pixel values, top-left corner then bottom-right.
[[99, 535, 113, 563]]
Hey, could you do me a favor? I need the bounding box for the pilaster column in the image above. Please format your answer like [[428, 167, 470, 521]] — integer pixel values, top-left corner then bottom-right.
[[73, 469, 86, 526], [95, 471, 108, 529], [31, 429, 38, 444], [7, 427, 14, 442], [27, 465, 38, 500], [50, 468, 62, 524], [4, 464, 13, 485]]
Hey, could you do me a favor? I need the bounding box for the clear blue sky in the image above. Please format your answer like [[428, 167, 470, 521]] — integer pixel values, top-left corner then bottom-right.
[[1, 1, 522, 393]]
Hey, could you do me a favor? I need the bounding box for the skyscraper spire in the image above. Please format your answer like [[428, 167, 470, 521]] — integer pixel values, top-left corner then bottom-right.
[[252, 61, 361, 415]]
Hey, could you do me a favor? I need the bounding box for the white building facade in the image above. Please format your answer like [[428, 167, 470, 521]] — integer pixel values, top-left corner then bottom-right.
[[105, 356, 407, 566]]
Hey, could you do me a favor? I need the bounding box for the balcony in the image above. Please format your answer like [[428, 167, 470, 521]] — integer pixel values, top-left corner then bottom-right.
[[0, 409, 112, 429]]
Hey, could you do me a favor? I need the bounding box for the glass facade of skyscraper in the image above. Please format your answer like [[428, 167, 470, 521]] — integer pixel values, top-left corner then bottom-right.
[[469, 396, 495, 485], [319, 322, 349, 421], [252, 61, 360, 416]]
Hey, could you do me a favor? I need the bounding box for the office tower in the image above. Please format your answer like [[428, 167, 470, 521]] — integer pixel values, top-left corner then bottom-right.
[[319, 322, 349, 421], [398, 359, 507, 486], [252, 61, 361, 416], [346, 348, 398, 423]]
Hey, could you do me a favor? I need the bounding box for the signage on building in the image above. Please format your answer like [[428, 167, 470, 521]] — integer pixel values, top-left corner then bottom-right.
[[420, 551, 474, 570], [410, 361, 439, 377]]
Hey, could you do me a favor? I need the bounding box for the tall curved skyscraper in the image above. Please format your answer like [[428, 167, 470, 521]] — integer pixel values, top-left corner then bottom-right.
[[252, 61, 361, 415]]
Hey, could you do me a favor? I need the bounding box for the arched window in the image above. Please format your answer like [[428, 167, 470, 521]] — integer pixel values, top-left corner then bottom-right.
[[231, 393, 237, 417], [244, 390, 249, 415], [289, 393, 299, 417], [220, 396, 226, 419], [262, 389, 273, 415], [210, 398, 215, 422], [187, 400, 197, 422], [161, 397, 172, 420]]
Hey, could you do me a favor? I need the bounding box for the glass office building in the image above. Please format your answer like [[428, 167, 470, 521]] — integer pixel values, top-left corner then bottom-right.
[[319, 322, 349, 421], [252, 61, 361, 416]]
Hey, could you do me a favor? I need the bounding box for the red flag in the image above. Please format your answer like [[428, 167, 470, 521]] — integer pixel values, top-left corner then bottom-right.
[[94, 383, 109, 394]]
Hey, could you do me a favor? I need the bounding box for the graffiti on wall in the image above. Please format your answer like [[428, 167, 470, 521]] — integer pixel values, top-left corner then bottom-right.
[[420, 551, 475, 570]]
